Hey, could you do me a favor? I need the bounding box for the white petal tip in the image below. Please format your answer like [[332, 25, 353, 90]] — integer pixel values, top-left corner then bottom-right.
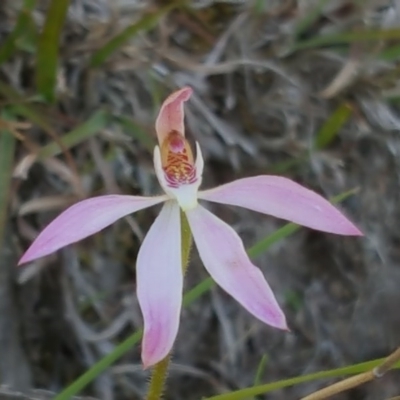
[[277, 320, 290, 331], [179, 86, 193, 99], [348, 226, 364, 236], [18, 256, 28, 266], [141, 349, 166, 370], [261, 311, 288, 331], [18, 250, 41, 266], [141, 358, 153, 370], [331, 223, 363, 236]]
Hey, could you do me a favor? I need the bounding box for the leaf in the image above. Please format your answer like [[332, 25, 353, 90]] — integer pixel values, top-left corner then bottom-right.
[[38, 110, 112, 159], [53, 330, 143, 400], [15, 13, 39, 53], [35, 0, 70, 103], [115, 115, 155, 152], [204, 359, 400, 400], [0, 0, 37, 65], [294, 0, 330, 38], [314, 102, 353, 149], [0, 81, 56, 136], [266, 156, 307, 174], [380, 43, 400, 61], [0, 117, 16, 246], [292, 28, 400, 52], [90, 4, 179, 68], [254, 355, 268, 385]]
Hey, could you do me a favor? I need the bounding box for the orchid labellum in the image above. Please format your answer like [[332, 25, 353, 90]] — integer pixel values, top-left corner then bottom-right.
[[19, 87, 362, 367]]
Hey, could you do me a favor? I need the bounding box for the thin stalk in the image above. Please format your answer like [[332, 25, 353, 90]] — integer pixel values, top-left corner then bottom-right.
[[146, 356, 171, 400]]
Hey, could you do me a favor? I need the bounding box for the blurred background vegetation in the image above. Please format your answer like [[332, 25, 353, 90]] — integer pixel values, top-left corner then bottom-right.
[[1, 0, 400, 399]]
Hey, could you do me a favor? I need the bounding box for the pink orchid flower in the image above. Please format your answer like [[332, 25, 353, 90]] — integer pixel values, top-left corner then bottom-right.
[[19, 87, 362, 368]]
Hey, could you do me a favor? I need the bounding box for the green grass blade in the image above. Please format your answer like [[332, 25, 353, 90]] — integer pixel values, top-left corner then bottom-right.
[[0, 0, 37, 65], [55, 277, 215, 400], [292, 28, 400, 52], [294, 0, 330, 38], [252, 0, 266, 14], [267, 155, 308, 174], [0, 120, 16, 245], [90, 4, 179, 68], [0, 82, 109, 158], [204, 360, 400, 400], [0, 81, 56, 136], [380, 43, 400, 61], [314, 102, 352, 149], [269, 104, 353, 172], [53, 330, 143, 400], [0, 81, 31, 105], [15, 13, 39, 54], [248, 223, 299, 258], [8, 103, 55, 136], [254, 355, 268, 385], [115, 115, 156, 152], [53, 187, 358, 398], [35, 0, 70, 103], [183, 277, 215, 306], [37, 110, 111, 159]]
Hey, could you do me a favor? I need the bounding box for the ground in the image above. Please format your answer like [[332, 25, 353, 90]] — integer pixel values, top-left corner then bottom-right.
[[0, 0, 400, 399]]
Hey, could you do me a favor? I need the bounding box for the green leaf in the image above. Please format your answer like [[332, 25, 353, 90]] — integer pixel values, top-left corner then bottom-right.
[[90, 4, 180, 68], [292, 28, 400, 52], [268, 103, 353, 173], [37, 110, 111, 159], [254, 355, 268, 385], [294, 0, 330, 38], [15, 13, 39, 54], [0, 0, 37, 65], [0, 81, 110, 158], [53, 187, 359, 399], [53, 330, 143, 400], [204, 359, 400, 400], [183, 277, 214, 306], [252, 0, 266, 14], [35, 0, 70, 103], [115, 115, 155, 152], [314, 102, 352, 149], [266, 156, 307, 174], [379, 44, 400, 61], [0, 82, 111, 163], [8, 103, 55, 136], [248, 223, 299, 257], [0, 115, 16, 245], [0, 81, 56, 136]]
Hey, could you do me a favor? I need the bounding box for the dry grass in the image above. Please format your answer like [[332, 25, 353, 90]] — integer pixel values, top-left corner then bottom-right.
[[1, 0, 400, 399]]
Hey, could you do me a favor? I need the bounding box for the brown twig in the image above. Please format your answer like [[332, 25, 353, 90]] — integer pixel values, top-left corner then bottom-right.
[[301, 347, 400, 400], [301, 371, 374, 400]]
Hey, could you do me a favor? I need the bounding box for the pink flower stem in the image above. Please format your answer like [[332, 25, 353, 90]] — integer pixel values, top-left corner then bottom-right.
[[145, 211, 192, 400]]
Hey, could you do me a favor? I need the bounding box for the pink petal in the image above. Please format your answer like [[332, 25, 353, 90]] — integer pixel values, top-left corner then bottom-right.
[[136, 201, 182, 368], [155, 87, 192, 144], [19, 195, 166, 265], [199, 176, 362, 236], [186, 205, 287, 329]]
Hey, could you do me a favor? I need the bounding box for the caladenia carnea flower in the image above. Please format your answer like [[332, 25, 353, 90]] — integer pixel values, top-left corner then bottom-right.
[[19, 87, 362, 368]]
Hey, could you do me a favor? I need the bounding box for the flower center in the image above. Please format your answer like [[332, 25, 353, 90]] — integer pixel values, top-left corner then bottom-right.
[[160, 131, 197, 188]]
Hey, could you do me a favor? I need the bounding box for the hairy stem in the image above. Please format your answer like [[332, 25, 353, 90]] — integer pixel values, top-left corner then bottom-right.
[[146, 355, 171, 400]]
